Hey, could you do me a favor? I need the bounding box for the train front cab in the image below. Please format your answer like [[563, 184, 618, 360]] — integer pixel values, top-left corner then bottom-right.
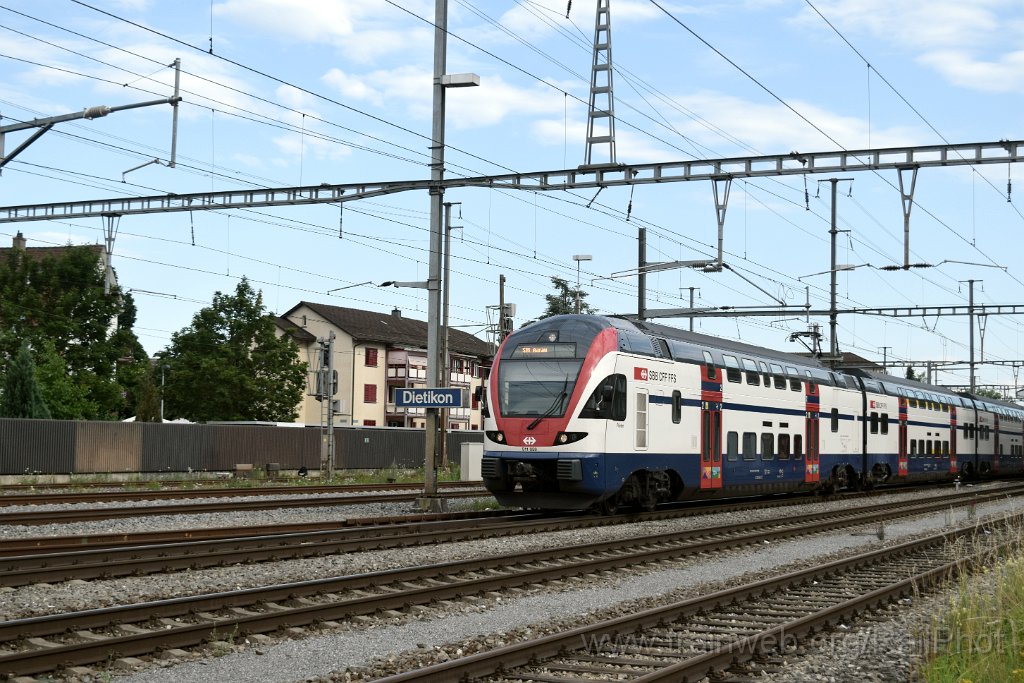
[[481, 316, 637, 511]]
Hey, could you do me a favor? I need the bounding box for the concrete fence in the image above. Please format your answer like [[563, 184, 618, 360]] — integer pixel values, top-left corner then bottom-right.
[[0, 418, 483, 475]]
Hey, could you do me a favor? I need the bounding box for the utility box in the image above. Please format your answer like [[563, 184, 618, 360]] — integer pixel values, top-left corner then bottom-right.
[[234, 463, 254, 479], [460, 442, 483, 481], [265, 462, 280, 479]]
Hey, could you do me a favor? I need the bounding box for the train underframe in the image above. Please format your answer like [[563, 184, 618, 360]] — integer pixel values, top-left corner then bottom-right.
[[484, 451, 988, 513]]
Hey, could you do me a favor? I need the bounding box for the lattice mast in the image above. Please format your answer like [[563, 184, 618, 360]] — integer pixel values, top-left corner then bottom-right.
[[584, 0, 616, 166]]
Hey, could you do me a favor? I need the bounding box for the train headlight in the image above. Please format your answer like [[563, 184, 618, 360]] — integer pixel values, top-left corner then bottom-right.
[[554, 431, 588, 445], [486, 430, 506, 443]]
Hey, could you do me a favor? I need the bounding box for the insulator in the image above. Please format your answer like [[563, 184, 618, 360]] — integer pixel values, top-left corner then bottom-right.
[[83, 105, 111, 120]]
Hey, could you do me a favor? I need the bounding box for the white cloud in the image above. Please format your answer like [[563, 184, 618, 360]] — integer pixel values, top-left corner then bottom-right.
[[683, 91, 922, 152], [321, 69, 383, 106], [213, 0, 433, 63], [532, 90, 925, 162], [792, 1, 1024, 92], [918, 49, 1024, 93]]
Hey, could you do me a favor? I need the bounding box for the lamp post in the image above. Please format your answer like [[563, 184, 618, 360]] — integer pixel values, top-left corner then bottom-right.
[[572, 254, 592, 314], [420, 0, 478, 512]]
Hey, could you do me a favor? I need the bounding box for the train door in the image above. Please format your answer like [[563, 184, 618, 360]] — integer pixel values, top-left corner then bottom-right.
[[700, 364, 723, 490], [898, 397, 908, 477], [804, 380, 820, 483], [949, 406, 958, 474]]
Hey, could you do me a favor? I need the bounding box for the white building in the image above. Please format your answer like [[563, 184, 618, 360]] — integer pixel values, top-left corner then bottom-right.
[[277, 302, 492, 429]]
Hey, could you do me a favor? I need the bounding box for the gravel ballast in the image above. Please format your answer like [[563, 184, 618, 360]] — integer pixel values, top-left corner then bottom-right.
[[2, 484, 1018, 682]]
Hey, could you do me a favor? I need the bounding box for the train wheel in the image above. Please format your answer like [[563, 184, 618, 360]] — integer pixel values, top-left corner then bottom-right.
[[596, 497, 619, 515]]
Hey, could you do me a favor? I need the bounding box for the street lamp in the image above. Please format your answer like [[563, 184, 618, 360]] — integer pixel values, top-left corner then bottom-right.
[[572, 254, 592, 314], [416, 0, 481, 512]]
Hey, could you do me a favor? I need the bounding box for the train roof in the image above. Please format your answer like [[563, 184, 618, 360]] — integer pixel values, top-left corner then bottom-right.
[[619, 316, 829, 369], [515, 315, 1024, 416]]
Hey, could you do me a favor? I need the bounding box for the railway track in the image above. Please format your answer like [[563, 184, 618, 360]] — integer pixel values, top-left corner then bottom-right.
[[0, 487, 490, 525], [378, 520, 1010, 682], [0, 479, 485, 505], [3, 484, 1019, 586], [3, 485, 1015, 586], [0, 486, 1016, 677]]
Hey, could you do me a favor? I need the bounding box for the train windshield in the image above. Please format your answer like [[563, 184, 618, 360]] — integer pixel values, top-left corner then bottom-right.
[[498, 354, 581, 418]]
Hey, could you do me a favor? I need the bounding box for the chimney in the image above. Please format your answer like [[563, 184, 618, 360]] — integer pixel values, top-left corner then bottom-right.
[[12, 232, 26, 250], [391, 308, 402, 318]]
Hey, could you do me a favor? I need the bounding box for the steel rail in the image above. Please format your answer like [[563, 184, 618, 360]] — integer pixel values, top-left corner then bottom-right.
[[0, 487, 1015, 676], [4, 484, 1013, 586], [0, 488, 489, 525], [0, 480, 484, 505], [0, 508, 521, 557], [376, 520, 1011, 682]]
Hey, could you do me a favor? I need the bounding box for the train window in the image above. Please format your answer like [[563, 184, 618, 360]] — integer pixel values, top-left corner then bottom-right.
[[579, 374, 627, 421], [636, 392, 648, 448], [773, 375, 786, 390], [759, 361, 772, 384], [672, 390, 682, 424], [870, 412, 879, 434], [787, 366, 802, 391], [943, 441, 950, 455], [761, 433, 775, 460], [830, 408, 840, 433], [910, 440, 917, 456], [794, 434, 803, 459], [743, 359, 760, 386], [655, 338, 671, 359], [805, 370, 817, 392], [702, 351, 718, 379], [742, 432, 757, 460], [926, 439, 933, 455], [881, 414, 889, 435], [918, 439, 926, 455], [727, 431, 739, 461], [723, 354, 742, 383], [778, 433, 790, 459]]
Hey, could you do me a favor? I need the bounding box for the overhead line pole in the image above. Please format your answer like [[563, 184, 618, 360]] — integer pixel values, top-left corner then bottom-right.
[[421, 0, 448, 513]]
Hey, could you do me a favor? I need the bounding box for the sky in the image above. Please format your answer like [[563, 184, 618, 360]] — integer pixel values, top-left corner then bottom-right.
[[1, 0, 1023, 393]]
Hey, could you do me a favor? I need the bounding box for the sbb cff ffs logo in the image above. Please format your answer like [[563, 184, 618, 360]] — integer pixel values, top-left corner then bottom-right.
[[634, 367, 677, 383]]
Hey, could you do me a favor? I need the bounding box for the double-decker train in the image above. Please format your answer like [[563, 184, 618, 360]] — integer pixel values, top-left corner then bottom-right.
[[481, 314, 1024, 512]]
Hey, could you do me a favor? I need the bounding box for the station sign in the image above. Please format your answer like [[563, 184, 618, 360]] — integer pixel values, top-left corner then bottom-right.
[[394, 387, 464, 408]]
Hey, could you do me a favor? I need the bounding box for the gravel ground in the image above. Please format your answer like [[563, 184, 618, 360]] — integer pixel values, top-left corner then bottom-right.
[[2, 483, 1019, 683]]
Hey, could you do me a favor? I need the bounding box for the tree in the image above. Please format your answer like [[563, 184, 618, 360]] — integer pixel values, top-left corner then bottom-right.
[[132, 363, 162, 422], [533, 276, 595, 322], [974, 388, 1005, 400], [905, 366, 921, 382], [0, 244, 148, 419], [161, 277, 306, 422], [33, 340, 96, 420], [0, 342, 50, 418]]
